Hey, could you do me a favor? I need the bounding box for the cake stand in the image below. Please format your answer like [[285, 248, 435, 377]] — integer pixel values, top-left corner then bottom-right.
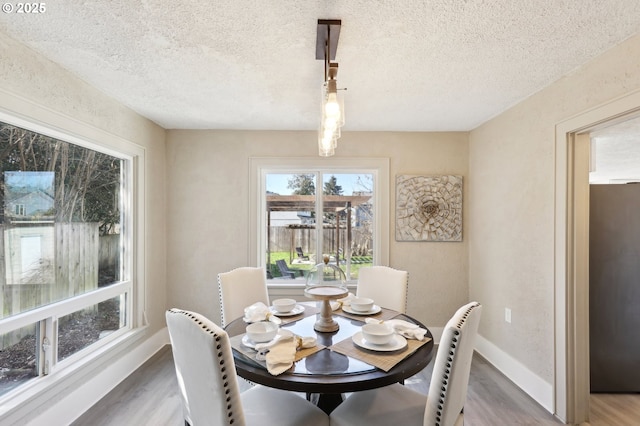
[[305, 256, 348, 332], [304, 285, 348, 332]]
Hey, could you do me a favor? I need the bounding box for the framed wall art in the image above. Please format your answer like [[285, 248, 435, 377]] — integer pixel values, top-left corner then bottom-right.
[[395, 174, 462, 242]]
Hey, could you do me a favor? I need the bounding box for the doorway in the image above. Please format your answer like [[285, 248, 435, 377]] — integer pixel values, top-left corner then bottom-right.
[[554, 90, 640, 424], [589, 118, 640, 392]]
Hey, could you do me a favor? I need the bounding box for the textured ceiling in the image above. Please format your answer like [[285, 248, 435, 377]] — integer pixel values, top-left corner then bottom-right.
[[1, 1, 640, 131]]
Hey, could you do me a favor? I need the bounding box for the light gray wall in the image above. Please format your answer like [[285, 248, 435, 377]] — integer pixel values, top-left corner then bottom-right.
[[165, 130, 469, 328], [468, 33, 640, 384]]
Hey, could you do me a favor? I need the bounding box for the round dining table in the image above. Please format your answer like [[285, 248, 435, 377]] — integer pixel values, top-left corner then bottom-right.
[[225, 302, 434, 413]]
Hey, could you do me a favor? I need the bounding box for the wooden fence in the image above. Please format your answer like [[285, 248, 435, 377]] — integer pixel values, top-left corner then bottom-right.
[[1, 223, 101, 348], [98, 234, 119, 282], [268, 226, 349, 258]]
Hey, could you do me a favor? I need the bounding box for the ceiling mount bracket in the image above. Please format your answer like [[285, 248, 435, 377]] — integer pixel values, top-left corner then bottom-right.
[[316, 19, 341, 81], [316, 19, 344, 157]]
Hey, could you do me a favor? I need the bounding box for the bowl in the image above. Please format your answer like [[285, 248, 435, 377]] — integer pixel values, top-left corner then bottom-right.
[[350, 297, 374, 312], [246, 321, 279, 343], [361, 323, 395, 345], [272, 298, 297, 313]]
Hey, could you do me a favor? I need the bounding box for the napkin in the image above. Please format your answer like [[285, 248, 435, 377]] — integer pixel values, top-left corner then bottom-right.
[[330, 292, 355, 310], [243, 302, 282, 324], [264, 337, 297, 375], [256, 333, 316, 376], [257, 333, 318, 376], [365, 318, 427, 340]]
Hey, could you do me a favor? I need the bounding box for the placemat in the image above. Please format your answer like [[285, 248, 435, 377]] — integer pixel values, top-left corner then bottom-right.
[[333, 306, 400, 322], [329, 335, 432, 372]]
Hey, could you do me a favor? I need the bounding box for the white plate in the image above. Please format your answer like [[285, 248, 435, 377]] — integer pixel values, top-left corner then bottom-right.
[[352, 332, 407, 352], [342, 304, 382, 315], [269, 304, 305, 317], [241, 329, 291, 349]]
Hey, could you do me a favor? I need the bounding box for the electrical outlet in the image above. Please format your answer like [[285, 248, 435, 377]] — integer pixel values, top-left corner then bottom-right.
[[505, 308, 512, 323]]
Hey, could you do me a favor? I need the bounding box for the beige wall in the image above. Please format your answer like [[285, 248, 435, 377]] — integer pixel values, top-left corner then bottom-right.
[[469, 33, 640, 384], [0, 31, 168, 335], [166, 130, 469, 327]]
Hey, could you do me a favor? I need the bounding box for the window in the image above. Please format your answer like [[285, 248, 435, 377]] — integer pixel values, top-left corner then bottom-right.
[[0, 119, 136, 398], [14, 204, 25, 216], [251, 158, 389, 284]]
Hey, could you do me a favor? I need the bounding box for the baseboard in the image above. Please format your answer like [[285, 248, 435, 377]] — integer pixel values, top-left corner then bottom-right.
[[474, 334, 554, 413], [25, 327, 170, 426]]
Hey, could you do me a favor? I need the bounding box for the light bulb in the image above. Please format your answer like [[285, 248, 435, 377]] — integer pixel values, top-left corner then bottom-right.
[[324, 93, 340, 117]]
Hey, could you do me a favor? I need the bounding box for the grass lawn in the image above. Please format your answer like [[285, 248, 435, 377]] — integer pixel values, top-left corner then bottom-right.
[[267, 251, 372, 280]]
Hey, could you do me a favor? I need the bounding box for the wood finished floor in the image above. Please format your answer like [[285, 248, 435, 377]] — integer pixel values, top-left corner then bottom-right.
[[72, 346, 640, 425]]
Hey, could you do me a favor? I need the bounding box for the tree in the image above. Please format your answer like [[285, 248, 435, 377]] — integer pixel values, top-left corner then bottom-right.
[[352, 175, 374, 256], [287, 174, 315, 195], [0, 122, 121, 235], [321, 175, 344, 223], [323, 175, 343, 195]]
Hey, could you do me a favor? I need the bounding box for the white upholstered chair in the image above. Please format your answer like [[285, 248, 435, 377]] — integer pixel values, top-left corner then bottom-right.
[[217, 267, 270, 327], [356, 266, 409, 313], [166, 308, 329, 426], [329, 301, 482, 426]]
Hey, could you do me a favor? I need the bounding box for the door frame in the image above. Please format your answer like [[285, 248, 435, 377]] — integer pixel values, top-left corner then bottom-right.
[[554, 89, 640, 423]]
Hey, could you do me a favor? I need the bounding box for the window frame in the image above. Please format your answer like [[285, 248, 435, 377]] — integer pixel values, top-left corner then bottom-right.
[[249, 157, 389, 285], [0, 108, 146, 409]]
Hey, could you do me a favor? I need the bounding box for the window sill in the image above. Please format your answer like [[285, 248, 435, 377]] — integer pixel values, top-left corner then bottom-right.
[[267, 282, 357, 301], [0, 325, 150, 424]]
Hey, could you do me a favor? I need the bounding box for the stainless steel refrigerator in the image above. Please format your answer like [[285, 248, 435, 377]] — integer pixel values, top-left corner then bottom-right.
[[589, 183, 640, 392]]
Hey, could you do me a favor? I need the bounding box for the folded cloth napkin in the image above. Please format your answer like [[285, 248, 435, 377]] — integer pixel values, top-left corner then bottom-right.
[[243, 302, 282, 324], [365, 318, 427, 340], [264, 336, 297, 375], [255, 330, 318, 375], [330, 292, 355, 310], [255, 331, 318, 354]]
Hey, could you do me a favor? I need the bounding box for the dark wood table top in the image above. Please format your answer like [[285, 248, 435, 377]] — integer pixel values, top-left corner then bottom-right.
[[226, 303, 434, 395]]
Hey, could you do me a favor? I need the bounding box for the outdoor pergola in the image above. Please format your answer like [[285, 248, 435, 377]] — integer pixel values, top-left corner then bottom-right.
[[266, 194, 371, 268]]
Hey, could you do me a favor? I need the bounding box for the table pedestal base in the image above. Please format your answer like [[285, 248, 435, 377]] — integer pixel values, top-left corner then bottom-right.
[[307, 392, 344, 414]]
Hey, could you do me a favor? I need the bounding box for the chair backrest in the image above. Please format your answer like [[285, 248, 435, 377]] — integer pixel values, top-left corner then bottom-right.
[[217, 267, 270, 326], [356, 266, 409, 313], [424, 302, 482, 426], [296, 247, 308, 259], [275, 259, 295, 278], [166, 308, 246, 426]]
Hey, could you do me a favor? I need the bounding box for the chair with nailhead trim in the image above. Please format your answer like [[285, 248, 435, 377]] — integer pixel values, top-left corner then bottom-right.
[[217, 267, 270, 327], [329, 302, 482, 426], [166, 308, 329, 426]]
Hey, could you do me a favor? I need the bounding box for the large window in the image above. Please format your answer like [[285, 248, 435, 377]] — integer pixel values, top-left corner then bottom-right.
[[251, 158, 389, 283], [0, 120, 134, 397]]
